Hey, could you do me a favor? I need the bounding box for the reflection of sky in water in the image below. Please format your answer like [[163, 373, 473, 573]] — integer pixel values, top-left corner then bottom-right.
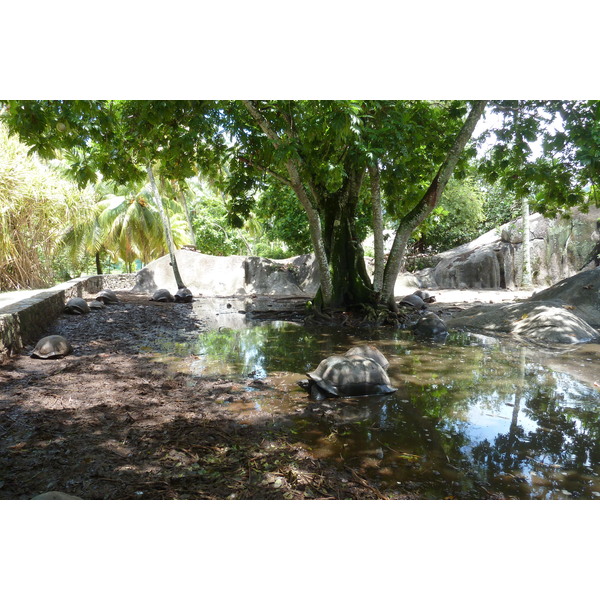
[[553, 371, 599, 409], [462, 402, 538, 447]]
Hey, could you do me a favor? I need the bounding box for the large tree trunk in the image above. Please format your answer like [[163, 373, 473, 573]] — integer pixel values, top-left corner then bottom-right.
[[244, 100, 487, 312], [381, 101, 488, 305], [368, 163, 385, 294], [147, 164, 186, 289], [322, 167, 373, 307]]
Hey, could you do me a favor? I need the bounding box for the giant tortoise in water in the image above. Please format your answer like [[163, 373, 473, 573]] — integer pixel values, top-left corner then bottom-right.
[[31, 335, 73, 359], [299, 345, 397, 401]]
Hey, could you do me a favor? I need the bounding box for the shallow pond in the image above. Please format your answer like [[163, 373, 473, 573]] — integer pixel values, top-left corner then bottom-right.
[[163, 300, 600, 500]]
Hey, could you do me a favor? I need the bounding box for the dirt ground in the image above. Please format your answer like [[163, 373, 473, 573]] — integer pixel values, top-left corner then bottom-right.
[[0, 289, 530, 501]]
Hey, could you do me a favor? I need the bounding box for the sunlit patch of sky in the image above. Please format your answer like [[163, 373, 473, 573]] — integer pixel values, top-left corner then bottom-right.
[[473, 104, 565, 160]]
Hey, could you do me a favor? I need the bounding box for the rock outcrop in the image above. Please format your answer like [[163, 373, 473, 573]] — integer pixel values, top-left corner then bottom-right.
[[413, 208, 600, 290], [447, 268, 600, 345]]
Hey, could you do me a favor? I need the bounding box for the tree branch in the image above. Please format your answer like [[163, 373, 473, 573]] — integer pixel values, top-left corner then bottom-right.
[[242, 100, 333, 305], [237, 156, 292, 187], [381, 100, 488, 302]]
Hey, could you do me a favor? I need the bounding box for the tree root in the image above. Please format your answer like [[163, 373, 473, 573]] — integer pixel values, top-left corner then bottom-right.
[[304, 303, 417, 329]]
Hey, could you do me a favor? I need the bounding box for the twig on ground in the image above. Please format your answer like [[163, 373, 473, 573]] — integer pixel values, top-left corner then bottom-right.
[[347, 467, 388, 500]]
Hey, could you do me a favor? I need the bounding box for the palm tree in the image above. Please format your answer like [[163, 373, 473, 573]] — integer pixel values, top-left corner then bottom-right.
[[60, 181, 193, 275]]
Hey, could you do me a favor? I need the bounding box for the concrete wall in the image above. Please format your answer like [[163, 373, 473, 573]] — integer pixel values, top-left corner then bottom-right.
[[132, 250, 319, 297]]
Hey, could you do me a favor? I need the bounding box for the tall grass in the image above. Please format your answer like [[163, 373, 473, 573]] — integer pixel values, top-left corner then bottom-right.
[[0, 123, 95, 290]]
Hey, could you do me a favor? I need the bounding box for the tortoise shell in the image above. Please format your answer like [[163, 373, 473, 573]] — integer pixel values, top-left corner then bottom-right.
[[344, 344, 389, 370], [399, 293, 426, 309], [412, 312, 448, 339], [88, 300, 106, 310], [306, 345, 396, 399], [31, 335, 73, 359], [64, 297, 90, 315], [413, 289, 436, 303], [96, 289, 119, 304], [151, 288, 175, 302], [174, 287, 193, 303]]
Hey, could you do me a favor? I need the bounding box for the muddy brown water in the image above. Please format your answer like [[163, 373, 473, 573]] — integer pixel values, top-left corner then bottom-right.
[[152, 297, 600, 500]]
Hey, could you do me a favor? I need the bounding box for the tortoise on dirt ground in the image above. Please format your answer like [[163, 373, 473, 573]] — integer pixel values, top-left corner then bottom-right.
[[150, 288, 175, 302], [64, 297, 90, 315], [96, 289, 119, 304], [413, 289, 436, 303], [174, 287, 193, 303], [299, 345, 397, 401], [31, 335, 73, 359], [399, 293, 426, 310], [88, 300, 106, 310]]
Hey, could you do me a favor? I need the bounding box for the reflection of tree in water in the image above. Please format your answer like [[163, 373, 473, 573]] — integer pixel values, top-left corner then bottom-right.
[[469, 381, 600, 498], [400, 342, 600, 497], [196, 322, 327, 377]]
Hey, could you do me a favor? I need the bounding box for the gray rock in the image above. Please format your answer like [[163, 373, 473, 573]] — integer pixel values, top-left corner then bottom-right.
[[132, 250, 319, 298], [433, 246, 503, 289], [529, 268, 600, 327], [501, 213, 549, 244], [411, 207, 600, 291], [447, 300, 599, 345], [513, 304, 599, 344]]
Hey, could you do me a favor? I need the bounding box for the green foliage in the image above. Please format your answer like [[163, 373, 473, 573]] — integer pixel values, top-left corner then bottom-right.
[[408, 171, 522, 256], [411, 177, 486, 253], [477, 101, 600, 218], [59, 182, 193, 273], [253, 184, 311, 255], [186, 179, 247, 256], [1, 100, 226, 188], [4, 99, 600, 303], [0, 122, 96, 289], [479, 177, 521, 231], [362, 101, 475, 217]]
